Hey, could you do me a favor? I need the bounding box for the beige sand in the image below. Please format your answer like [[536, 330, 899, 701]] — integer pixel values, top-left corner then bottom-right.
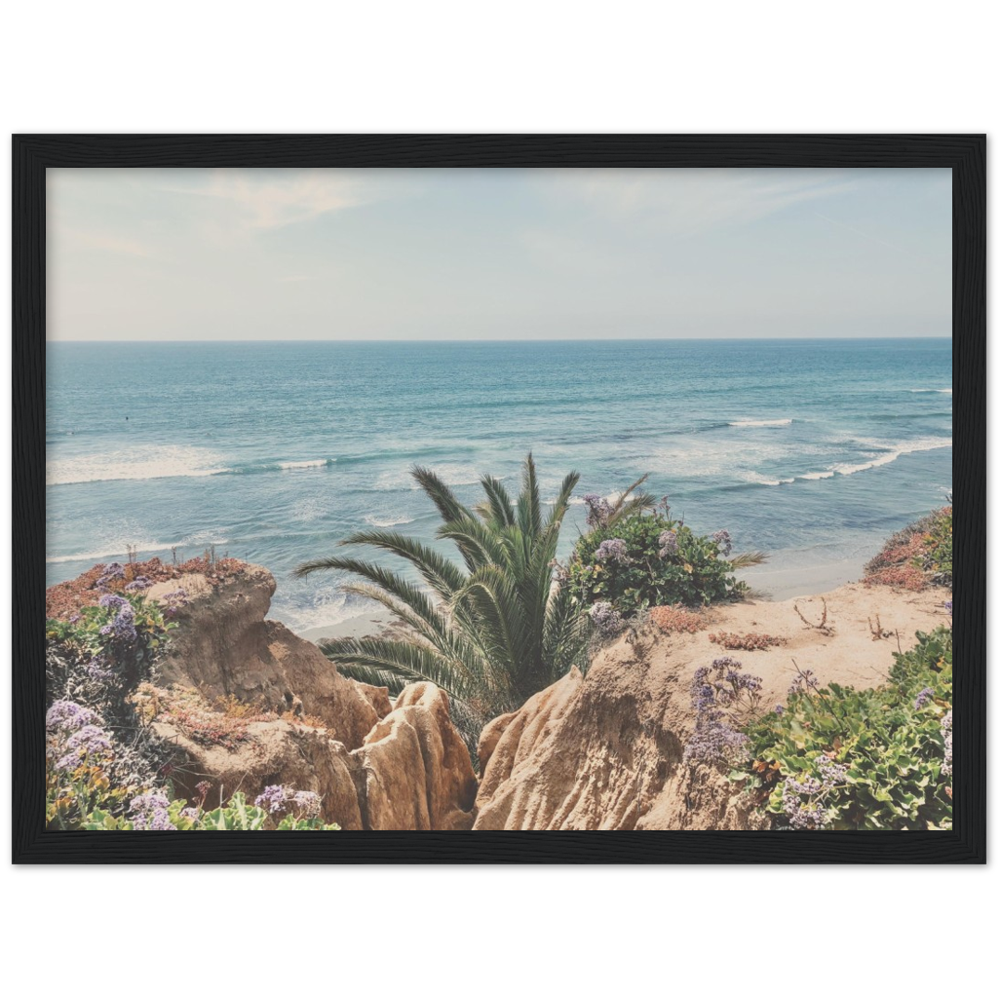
[[640, 581, 951, 698]]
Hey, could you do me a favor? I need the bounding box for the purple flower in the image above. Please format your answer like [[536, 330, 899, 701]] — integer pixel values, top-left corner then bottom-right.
[[913, 686, 934, 710], [657, 530, 678, 558], [55, 723, 113, 769], [87, 657, 115, 682], [98, 597, 138, 646], [130, 790, 176, 831], [712, 530, 733, 557], [291, 790, 321, 818], [46, 700, 99, 733], [589, 601, 624, 637], [594, 538, 628, 564], [941, 709, 952, 777], [788, 668, 820, 697], [684, 656, 762, 764], [125, 576, 152, 592], [683, 719, 748, 765], [160, 588, 189, 618], [712, 657, 741, 670], [582, 494, 614, 529], [781, 778, 829, 830], [816, 759, 848, 786], [255, 785, 291, 815], [95, 562, 125, 590], [774, 704, 785, 715]]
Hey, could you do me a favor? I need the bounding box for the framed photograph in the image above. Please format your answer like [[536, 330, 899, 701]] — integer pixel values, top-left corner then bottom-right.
[[13, 134, 984, 863]]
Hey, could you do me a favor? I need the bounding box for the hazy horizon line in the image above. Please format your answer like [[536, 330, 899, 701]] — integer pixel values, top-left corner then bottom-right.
[[49, 334, 953, 345]]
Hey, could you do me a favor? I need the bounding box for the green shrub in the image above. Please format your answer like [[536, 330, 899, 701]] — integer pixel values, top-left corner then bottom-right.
[[922, 507, 953, 585], [742, 627, 953, 830], [566, 509, 746, 617], [46, 591, 174, 695], [82, 791, 339, 832], [863, 505, 952, 590]]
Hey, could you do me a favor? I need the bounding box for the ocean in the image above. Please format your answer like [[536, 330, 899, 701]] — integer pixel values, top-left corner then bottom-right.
[[46, 339, 952, 633]]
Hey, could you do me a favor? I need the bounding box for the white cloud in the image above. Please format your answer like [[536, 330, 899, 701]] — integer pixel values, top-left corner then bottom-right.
[[555, 169, 859, 235], [156, 169, 372, 231]]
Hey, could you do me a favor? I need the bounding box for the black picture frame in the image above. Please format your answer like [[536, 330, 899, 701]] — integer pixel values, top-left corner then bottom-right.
[[13, 134, 985, 864]]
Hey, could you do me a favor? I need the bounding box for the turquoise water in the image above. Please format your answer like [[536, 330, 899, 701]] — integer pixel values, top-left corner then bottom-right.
[[46, 339, 952, 632]]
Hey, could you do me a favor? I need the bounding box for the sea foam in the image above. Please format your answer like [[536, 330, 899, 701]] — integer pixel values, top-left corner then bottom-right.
[[47, 446, 228, 486]]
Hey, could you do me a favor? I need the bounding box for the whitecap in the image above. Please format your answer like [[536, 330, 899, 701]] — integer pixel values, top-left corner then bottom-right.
[[46, 543, 171, 564], [363, 514, 415, 527], [728, 418, 793, 428], [278, 458, 333, 470], [832, 436, 952, 477], [909, 388, 952, 394], [741, 472, 795, 487], [47, 446, 228, 486]]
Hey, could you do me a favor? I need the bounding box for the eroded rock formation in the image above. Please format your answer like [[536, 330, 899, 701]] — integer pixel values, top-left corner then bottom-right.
[[144, 564, 477, 830], [474, 583, 950, 830]]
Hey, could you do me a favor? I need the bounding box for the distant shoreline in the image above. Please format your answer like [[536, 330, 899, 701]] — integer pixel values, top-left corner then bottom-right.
[[294, 553, 872, 645]]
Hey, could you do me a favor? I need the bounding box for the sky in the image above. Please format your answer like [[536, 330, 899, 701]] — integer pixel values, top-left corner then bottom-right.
[[47, 167, 952, 341]]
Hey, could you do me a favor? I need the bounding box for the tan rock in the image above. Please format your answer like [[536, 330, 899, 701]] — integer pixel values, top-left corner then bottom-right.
[[154, 681, 478, 831], [474, 582, 950, 831], [155, 564, 382, 750], [359, 684, 478, 831], [155, 715, 366, 830]]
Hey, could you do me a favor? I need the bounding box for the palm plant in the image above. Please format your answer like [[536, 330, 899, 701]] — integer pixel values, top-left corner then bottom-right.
[[295, 454, 590, 741]]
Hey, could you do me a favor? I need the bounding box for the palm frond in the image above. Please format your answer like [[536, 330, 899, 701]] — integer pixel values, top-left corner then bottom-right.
[[411, 465, 473, 525], [300, 529, 467, 599], [298, 453, 590, 744], [438, 516, 511, 569], [543, 582, 590, 676], [730, 550, 767, 569], [546, 470, 581, 527], [607, 473, 656, 524], [476, 475, 516, 528], [516, 452, 543, 541], [319, 636, 482, 702]]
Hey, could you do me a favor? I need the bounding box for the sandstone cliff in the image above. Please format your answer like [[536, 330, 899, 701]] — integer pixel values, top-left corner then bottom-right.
[[473, 582, 950, 830], [140, 564, 477, 830]]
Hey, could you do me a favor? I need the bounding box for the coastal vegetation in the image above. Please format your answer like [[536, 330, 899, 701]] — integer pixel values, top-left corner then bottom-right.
[[297, 454, 590, 742], [563, 489, 762, 628], [741, 623, 953, 830], [864, 505, 952, 590], [42, 502, 954, 834], [45, 579, 337, 831]]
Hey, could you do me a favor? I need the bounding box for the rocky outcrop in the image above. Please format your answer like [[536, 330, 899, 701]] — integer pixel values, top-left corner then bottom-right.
[[153, 567, 381, 751], [155, 683, 478, 830], [144, 563, 477, 830], [474, 583, 950, 830], [356, 684, 478, 830]]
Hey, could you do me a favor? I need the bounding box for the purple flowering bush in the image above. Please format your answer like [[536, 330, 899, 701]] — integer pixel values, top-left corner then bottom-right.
[[81, 789, 338, 832], [589, 601, 625, 638], [46, 585, 174, 694], [742, 626, 953, 830], [567, 500, 748, 617], [683, 657, 763, 766]]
